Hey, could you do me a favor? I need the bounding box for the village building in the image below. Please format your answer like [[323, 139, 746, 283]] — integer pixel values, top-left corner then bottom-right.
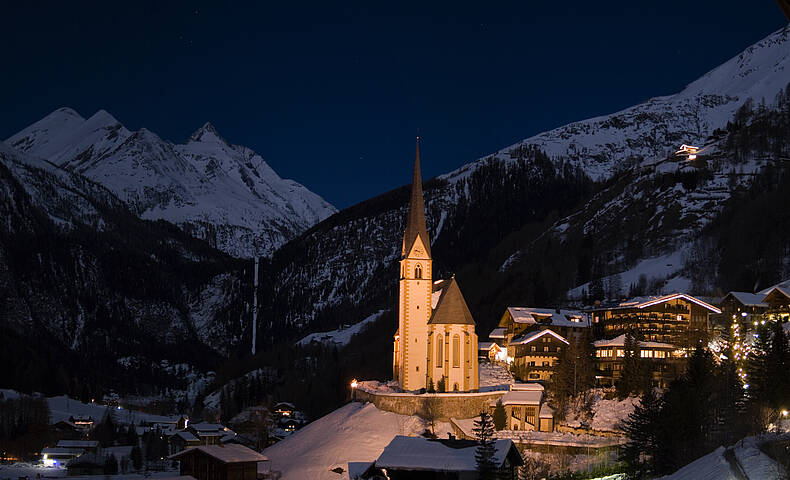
[[588, 293, 720, 347], [56, 439, 99, 453], [759, 283, 790, 322], [392, 140, 478, 392], [593, 334, 682, 387], [719, 292, 769, 318], [478, 341, 503, 363], [508, 329, 569, 382], [41, 447, 84, 467], [490, 383, 555, 432], [169, 445, 268, 480], [364, 435, 522, 480], [495, 307, 589, 345], [171, 431, 202, 454]]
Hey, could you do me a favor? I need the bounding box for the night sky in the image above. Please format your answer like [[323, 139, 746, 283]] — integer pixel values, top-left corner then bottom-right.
[[1, 2, 786, 209]]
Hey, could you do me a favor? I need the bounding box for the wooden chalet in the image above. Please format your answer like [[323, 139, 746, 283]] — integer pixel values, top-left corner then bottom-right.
[[759, 285, 790, 321], [508, 329, 569, 382], [588, 293, 720, 347], [719, 292, 769, 318], [169, 445, 268, 480], [490, 383, 554, 432], [495, 307, 589, 345]]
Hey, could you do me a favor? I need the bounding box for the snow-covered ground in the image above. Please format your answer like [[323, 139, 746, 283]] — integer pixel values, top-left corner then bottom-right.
[[261, 402, 425, 480], [0, 463, 181, 480], [296, 310, 386, 347], [657, 433, 789, 480], [562, 390, 638, 433], [478, 362, 515, 392], [568, 251, 690, 300]]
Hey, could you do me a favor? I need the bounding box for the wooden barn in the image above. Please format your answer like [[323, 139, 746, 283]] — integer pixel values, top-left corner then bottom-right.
[[169, 445, 268, 480]]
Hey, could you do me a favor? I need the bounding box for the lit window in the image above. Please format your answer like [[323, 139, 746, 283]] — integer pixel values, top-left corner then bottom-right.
[[542, 361, 550, 367], [531, 346, 536, 352], [617, 349, 624, 357], [544, 346, 549, 352], [437, 334, 443, 364]]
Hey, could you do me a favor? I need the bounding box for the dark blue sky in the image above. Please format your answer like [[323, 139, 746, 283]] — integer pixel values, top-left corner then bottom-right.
[[1, 2, 786, 209]]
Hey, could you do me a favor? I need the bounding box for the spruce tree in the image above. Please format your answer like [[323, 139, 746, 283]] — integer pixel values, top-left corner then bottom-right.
[[473, 412, 497, 480], [619, 388, 662, 479], [492, 399, 506, 431]]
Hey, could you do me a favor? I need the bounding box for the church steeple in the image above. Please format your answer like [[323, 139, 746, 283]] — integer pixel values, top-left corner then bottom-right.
[[402, 137, 431, 258]]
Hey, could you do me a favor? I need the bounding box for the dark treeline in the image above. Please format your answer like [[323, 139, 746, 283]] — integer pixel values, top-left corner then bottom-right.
[[0, 393, 50, 459], [620, 320, 790, 478]]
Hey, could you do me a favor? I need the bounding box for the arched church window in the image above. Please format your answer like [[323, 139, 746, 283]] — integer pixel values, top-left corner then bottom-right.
[[437, 334, 443, 364], [452, 335, 460, 368], [415, 264, 422, 279]]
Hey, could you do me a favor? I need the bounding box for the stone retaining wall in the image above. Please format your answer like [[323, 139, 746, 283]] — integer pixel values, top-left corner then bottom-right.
[[354, 389, 507, 421], [555, 424, 625, 438]]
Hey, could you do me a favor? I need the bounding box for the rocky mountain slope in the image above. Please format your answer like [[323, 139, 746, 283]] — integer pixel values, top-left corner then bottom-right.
[[6, 110, 336, 257], [0, 141, 254, 395], [259, 25, 790, 343]]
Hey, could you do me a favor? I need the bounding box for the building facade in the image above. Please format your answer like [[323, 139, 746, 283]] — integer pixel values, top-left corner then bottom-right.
[[393, 140, 478, 392]]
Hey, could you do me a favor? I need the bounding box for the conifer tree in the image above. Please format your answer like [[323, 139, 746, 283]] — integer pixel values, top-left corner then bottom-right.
[[492, 399, 506, 431], [473, 412, 497, 480], [619, 388, 662, 479]]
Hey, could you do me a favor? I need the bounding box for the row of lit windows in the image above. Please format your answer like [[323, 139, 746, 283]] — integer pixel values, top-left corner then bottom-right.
[[435, 334, 469, 368], [596, 348, 669, 358]]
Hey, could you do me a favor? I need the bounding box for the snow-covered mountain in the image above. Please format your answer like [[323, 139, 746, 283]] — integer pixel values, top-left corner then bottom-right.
[[445, 25, 790, 183], [6, 110, 336, 257], [259, 25, 790, 338]]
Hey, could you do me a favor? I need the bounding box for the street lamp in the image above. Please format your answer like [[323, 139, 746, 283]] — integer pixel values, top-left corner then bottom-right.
[[350, 379, 358, 401]]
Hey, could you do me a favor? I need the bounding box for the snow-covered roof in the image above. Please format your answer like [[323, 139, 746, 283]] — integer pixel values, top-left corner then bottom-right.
[[758, 278, 790, 296], [56, 440, 98, 448], [169, 444, 268, 463], [510, 383, 544, 392], [489, 328, 506, 339], [190, 422, 224, 432], [539, 403, 554, 419], [478, 342, 496, 350], [511, 329, 569, 345], [598, 293, 721, 313], [274, 402, 295, 410], [499, 390, 543, 406], [375, 436, 516, 471], [505, 307, 589, 328], [724, 291, 769, 307], [175, 431, 199, 442], [762, 286, 790, 300], [593, 334, 674, 349], [41, 447, 84, 456]]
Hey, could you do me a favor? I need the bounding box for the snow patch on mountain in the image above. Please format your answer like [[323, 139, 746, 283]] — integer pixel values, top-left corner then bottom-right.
[[6, 113, 336, 257], [443, 25, 790, 184]]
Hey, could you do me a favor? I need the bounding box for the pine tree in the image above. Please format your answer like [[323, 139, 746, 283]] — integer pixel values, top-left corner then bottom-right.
[[473, 412, 498, 480], [492, 399, 506, 431], [426, 378, 435, 393], [617, 333, 640, 399], [130, 446, 143, 471], [619, 388, 662, 479]]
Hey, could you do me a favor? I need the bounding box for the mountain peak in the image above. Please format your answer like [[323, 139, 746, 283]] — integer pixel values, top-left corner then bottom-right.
[[189, 122, 226, 144]]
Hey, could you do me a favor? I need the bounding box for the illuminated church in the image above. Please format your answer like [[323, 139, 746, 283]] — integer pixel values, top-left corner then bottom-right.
[[393, 140, 479, 392]]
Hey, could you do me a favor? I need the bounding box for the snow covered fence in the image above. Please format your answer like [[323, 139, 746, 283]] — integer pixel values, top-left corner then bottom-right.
[[354, 388, 508, 421]]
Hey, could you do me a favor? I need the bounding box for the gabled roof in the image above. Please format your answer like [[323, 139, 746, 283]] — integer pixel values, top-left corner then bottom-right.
[[429, 277, 475, 325], [505, 307, 589, 328], [592, 293, 721, 314], [175, 431, 199, 442], [758, 279, 790, 296], [478, 342, 497, 350], [375, 436, 518, 471], [168, 444, 267, 463], [190, 422, 224, 432], [402, 139, 431, 259], [511, 329, 569, 345], [489, 327, 506, 339], [723, 291, 769, 308], [762, 286, 790, 301], [593, 334, 674, 349]]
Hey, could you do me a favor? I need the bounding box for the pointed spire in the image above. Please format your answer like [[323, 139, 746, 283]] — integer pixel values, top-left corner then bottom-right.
[[402, 136, 431, 258]]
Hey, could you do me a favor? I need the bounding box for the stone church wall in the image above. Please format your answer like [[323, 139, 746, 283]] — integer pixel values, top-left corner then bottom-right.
[[354, 389, 507, 421]]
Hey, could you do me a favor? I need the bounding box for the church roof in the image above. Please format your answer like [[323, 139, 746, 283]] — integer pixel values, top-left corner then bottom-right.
[[402, 138, 431, 258], [429, 277, 475, 325]]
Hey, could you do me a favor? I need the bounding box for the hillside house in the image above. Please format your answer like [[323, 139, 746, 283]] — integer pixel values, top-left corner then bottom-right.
[[169, 445, 268, 480], [495, 307, 589, 345], [508, 329, 569, 382], [478, 342, 503, 362], [491, 383, 555, 432], [760, 285, 790, 321]]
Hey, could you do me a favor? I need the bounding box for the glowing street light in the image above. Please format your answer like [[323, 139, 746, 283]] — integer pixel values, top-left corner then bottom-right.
[[350, 379, 358, 401]]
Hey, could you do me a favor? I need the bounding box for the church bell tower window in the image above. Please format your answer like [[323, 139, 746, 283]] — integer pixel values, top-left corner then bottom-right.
[[415, 264, 422, 279]]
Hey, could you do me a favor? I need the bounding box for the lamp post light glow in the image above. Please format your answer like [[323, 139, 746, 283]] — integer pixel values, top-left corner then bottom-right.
[[350, 379, 358, 401]]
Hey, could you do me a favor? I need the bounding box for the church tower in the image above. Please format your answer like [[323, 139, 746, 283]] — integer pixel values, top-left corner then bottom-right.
[[394, 139, 433, 391]]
